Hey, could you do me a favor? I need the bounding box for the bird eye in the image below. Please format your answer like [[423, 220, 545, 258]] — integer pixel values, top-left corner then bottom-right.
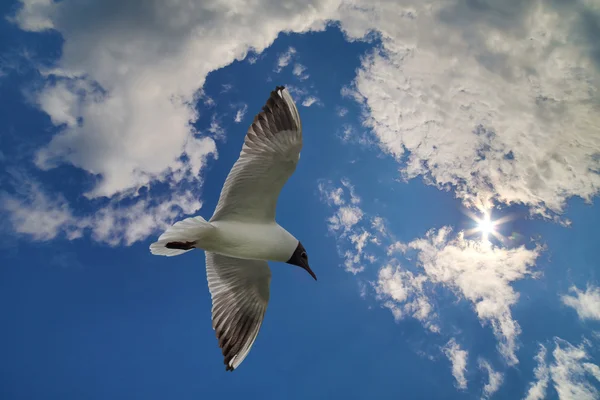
[[301, 252, 307, 260]]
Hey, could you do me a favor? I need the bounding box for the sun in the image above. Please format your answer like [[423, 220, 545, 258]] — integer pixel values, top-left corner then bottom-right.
[[478, 214, 495, 235], [463, 208, 514, 244]]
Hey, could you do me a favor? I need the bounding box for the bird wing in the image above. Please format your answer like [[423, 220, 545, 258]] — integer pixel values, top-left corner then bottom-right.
[[205, 251, 271, 371], [210, 86, 302, 223]]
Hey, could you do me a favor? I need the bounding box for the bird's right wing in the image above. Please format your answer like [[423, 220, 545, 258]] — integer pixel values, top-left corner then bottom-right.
[[209, 86, 302, 223], [205, 252, 271, 371]]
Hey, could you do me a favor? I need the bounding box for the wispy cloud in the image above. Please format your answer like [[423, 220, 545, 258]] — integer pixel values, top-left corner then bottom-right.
[[234, 104, 248, 123], [220, 83, 233, 93], [274, 47, 297, 73], [1, 169, 213, 246], [524, 345, 549, 400], [551, 338, 600, 400], [301, 96, 321, 107], [207, 115, 225, 139], [319, 179, 543, 367], [408, 228, 541, 365], [443, 339, 468, 390], [336, 106, 349, 117], [562, 285, 600, 321], [292, 63, 309, 80], [479, 359, 503, 398]]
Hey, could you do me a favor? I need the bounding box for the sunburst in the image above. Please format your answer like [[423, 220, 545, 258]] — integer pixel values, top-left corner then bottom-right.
[[464, 208, 514, 244]]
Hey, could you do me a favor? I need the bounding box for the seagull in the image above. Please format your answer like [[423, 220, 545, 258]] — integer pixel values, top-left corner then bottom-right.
[[150, 86, 316, 371]]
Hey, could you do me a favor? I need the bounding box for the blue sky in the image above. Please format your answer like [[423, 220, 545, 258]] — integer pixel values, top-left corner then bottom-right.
[[1, 0, 600, 399]]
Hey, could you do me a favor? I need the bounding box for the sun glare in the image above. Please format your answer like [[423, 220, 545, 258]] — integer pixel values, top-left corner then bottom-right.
[[463, 207, 515, 244], [478, 215, 495, 235]]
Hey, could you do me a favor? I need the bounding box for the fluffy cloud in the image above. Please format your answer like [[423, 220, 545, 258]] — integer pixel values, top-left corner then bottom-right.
[[319, 179, 542, 364], [336, 0, 600, 218], [375, 264, 437, 331], [8, 0, 340, 244], [12, 0, 339, 197], [408, 228, 541, 365], [561, 285, 600, 321], [443, 339, 468, 390]]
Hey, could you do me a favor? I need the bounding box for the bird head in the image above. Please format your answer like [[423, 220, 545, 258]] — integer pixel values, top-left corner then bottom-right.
[[286, 241, 317, 280]]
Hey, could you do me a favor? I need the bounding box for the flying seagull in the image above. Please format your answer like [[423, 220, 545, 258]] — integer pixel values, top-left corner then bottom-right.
[[150, 86, 316, 371]]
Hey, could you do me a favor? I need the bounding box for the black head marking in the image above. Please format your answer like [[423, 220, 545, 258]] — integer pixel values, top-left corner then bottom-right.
[[286, 242, 316, 281]]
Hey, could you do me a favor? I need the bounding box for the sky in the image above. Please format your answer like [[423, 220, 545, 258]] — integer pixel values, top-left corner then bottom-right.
[[1, 0, 600, 399]]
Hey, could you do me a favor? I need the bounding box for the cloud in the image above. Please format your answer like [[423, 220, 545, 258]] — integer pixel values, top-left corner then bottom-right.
[[336, 0, 600, 218], [550, 338, 600, 400], [443, 339, 468, 390], [524, 345, 550, 400], [479, 359, 503, 398], [7, 0, 339, 243], [375, 264, 437, 331], [301, 95, 321, 107], [1, 163, 215, 246], [318, 180, 380, 274], [275, 46, 297, 72], [1, 179, 81, 241], [233, 104, 248, 123], [408, 228, 541, 365], [336, 106, 349, 117], [292, 63, 309, 80], [220, 83, 233, 93], [562, 285, 600, 321], [319, 179, 542, 364]]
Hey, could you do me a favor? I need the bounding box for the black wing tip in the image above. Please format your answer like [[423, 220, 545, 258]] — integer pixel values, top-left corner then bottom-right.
[[165, 241, 196, 250], [225, 364, 235, 372]]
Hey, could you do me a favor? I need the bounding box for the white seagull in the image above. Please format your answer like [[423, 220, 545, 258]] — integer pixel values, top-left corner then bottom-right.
[[150, 86, 316, 371]]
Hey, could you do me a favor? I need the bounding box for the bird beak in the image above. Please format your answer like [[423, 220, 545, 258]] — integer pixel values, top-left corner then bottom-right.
[[303, 263, 317, 281]]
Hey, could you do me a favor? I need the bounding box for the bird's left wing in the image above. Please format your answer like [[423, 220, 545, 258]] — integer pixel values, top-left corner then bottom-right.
[[209, 86, 302, 223], [205, 252, 271, 371]]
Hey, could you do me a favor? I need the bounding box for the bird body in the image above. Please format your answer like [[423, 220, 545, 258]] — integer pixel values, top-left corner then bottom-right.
[[150, 86, 315, 371]]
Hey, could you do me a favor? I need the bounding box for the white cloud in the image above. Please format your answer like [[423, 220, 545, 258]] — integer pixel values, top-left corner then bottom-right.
[[8, 0, 339, 230], [336, 0, 600, 218], [562, 285, 600, 321], [479, 359, 503, 398], [336, 106, 349, 117], [292, 63, 309, 80], [523, 338, 600, 400], [301, 95, 320, 107], [275, 46, 297, 72], [318, 180, 381, 274], [524, 345, 550, 400], [1, 163, 215, 246], [1, 179, 81, 241], [551, 338, 600, 400], [408, 228, 541, 365], [319, 179, 544, 363], [234, 104, 248, 123], [443, 338, 468, 390], [328, 206, 363, 234], [375, 264, 437, 330]]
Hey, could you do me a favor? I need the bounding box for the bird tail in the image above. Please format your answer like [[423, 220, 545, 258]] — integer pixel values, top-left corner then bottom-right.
[[149, 216, 214, 256]]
